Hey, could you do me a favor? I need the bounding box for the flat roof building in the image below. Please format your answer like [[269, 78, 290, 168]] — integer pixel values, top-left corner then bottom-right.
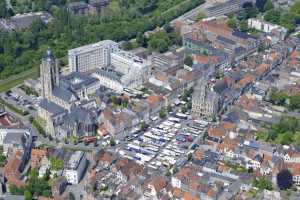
[[65, 151, 87, 184], [68, 40, 119, 73]]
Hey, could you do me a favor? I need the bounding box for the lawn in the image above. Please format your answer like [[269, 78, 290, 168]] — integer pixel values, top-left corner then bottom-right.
[[0, 67, 39, 93]]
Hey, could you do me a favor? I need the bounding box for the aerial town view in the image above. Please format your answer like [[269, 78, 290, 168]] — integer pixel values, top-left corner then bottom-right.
[[0, 0, 300, 199]]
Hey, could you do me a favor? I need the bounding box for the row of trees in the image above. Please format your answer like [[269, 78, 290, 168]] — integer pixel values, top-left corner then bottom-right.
[[268, 88, 300, 111], [257, 116, 300, 146], [263, 1, 300, 32], [10, 169, 52, 199], [227, 0, 274, 33], [123, 25, 182, 53], [253, 169, 293, 192], [0, 0, 205, 79]]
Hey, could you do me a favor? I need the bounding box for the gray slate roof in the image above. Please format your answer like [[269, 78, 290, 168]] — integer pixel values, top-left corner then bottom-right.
[[39, 99, 66, 115], [61, 72, 99, 92], [52, 86, 75, 102]]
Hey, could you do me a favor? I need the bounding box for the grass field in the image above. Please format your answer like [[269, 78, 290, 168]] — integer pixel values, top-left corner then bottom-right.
[[0, 67, 39, 93]]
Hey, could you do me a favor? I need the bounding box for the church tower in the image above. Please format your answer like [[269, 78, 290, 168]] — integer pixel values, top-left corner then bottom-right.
[[40, 49, 59, 100]]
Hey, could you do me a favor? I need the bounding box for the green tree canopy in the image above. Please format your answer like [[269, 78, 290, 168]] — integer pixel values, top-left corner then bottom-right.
[[184, 56, 193, 66], [50, 156, 64, 171], [264, 0, 274, 11], [195, 11, 206, 21], [264, 9, 281, 23], [253, 177, 273, 191], [227, 17, 237, 29]]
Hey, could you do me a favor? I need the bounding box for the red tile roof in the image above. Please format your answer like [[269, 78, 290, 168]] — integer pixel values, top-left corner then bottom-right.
[[148, 176, 167, 193]]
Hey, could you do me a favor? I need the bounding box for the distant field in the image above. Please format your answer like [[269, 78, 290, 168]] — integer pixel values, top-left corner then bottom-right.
[[0, 67, 39, 92], [0, 0, 204, 92]]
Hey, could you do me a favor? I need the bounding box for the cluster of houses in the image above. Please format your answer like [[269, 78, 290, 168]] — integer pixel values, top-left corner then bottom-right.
[[0, 12, 299, 199]]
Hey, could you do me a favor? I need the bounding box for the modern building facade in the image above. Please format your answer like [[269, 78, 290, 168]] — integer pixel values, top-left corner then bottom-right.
[[65, 151, 88, 184], [111, 50, 150, 73], [111, 50, 150, 88], [68, 40, 119, 73], [248, 18, 287, 42], [92, 68, 124, 93]]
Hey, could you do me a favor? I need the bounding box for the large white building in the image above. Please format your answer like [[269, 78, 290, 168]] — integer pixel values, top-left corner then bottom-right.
[[111, 50, 150, 88], [111, 50, 150, 75], [68, 40, 119, 73], [92, 69, 124, 93], [69, 40, 150, 92], [64, 151, 87, 184], [248, 18, 287, 42]]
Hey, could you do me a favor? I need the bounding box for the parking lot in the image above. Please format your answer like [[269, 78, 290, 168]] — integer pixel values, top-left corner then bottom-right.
[[1, 87, 40, 115], [118, 113, 210, 170]]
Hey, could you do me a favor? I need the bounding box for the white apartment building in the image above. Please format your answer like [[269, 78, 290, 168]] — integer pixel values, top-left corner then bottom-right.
[[248, 18, 287, 41], [68, 40, 119, 73], [92, 69, 124, 93], [111, 50, 150, 77], [64, 151, 88, 184]]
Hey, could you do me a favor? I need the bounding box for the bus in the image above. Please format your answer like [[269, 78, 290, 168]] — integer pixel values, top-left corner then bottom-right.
[[175, 113, 188, 120], [168, 117, 180, 123]]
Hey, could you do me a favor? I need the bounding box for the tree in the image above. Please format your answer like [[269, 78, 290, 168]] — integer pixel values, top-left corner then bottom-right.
[[122, 41, 133, 50], [264, 0, 274, 11], [277, 169, 293, 190], [181, 106, 188, 113], [0, 1, 7, 18], [159, 109, 167, 118], [240, 20, 249, 32], [136, 32, 147, 47], [148, 30, 171, 53], [255, 0, 267, 12], [164, 23, 174, 33], [167, 105, 172, 113], [9, 184, 24, 195], [195, 11, 206, 21], [140, 121, 149, 131], [258, 43, 266, 52], [0, 0, 206, 80], [110, 137, 116, 146], [264, 9, 281, 23], [42, 190, 51, 197], [269, 89, 288, 105], [274, 132, 293, 145], [24, 190, 33, 200], [227, 17, 237, 29], [187, 153, 193, 161], [50, 157, 64, 171], [253, 177, 273, 190], [184, 56, 193, 66], [289, 94, 300, 111], [243, 2, 258, 19]]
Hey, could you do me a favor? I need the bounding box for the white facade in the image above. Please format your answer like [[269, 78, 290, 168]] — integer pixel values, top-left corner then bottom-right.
[[92, 70, 124, 93], [92, 48, 151, 91], [68, 40, 119, 73], [171, 177, 181, 188], [0, 128, 32, 156], [293, 175, 300, 185], [64, 151, 87, 184], [248, 18, 287, 41], [111, 50, 150, 75], [248, 18, 279, 33], [0, 128, 8, 145]]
